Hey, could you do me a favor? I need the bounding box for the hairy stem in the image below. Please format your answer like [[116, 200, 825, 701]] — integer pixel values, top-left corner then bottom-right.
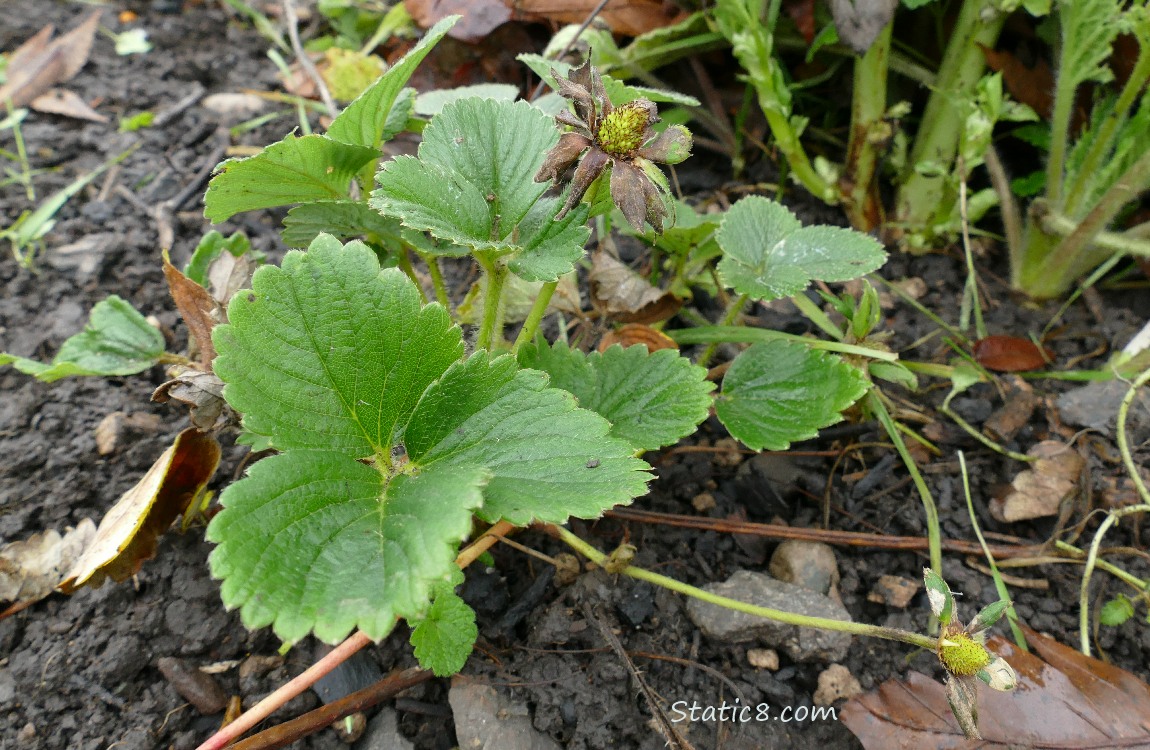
[[696, 293, 748, 367], [844, 21, 892, 231], [670, 325, 898, 361], [475, 255, 508, 351], [869, 392, 942, 577], [551, 524, 937, 651], [512, 280, 558, 355]]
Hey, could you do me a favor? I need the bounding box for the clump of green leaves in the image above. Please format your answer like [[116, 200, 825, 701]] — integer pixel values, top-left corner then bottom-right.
[[208, 235, 650, 659]]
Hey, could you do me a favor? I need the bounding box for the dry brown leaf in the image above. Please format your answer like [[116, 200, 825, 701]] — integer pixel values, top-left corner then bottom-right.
[[29, 87, 107, 122], [0, 520, 96, 609], [58, 428, 221, 593], [163, 255, 221, 367], [206, 250, 258, 313], [589, 251, 682, 324], [973, 335, 1053, 372], [598, 323, 677, 353], [152, 366, 232, 431], [842, 628, 1150, 748], [784, 0, 817, 44], [405, 0, 684, 42], [983, 376, 1039, 442], [990, 440, 1084, 523], [0, 11, 101, 109]]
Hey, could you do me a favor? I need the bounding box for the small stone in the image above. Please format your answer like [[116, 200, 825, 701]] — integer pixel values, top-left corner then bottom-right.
[[713, 438, 743, 468], [813, 664, 862, 706], [747, 648, 779, 670], [768, 540, 840, 599], [867, 574, 920, 608], [356, 708, 413, 750], [96, 412, 126, 455], [17, 722, 36, 742], [686, 570, 853, 662], [552, 553, 581, 586], [202, 93, 268, 118], [449, 675, 562, 750], [157, 657, 229, 714], [691, 492, 716, 512]]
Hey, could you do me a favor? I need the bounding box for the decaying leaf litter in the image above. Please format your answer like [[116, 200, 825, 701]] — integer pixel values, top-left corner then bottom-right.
[[1, 2, 1149, 750]]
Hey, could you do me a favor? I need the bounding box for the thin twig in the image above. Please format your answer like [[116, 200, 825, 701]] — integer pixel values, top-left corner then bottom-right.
[[229, 668, 433, 750], [283, 0, 338, 118]]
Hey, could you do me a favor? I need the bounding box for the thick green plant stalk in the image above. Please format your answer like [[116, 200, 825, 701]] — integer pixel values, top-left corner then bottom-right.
[[844, 22, 893, 231], [1016, 148, 1150, 297], [895, 0, 1006, 246], [713, 0, 836, 204]]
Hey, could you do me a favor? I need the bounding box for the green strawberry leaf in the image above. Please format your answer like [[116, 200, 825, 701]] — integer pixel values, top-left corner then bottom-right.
[[716, 196, 887, 302], [410, 582, 478, 676], [281, 200, 405, 249], [208, 451, 485, 644], [184, 230, 252, 286], [1, 295, 165, 382], [326, 15, 458, 149], [371, 98, 559, 254], [1100, 595, 1135, 627], [518, 339, 714, 452], [509, 197, 590, 282], [403, 352, 650, 525], [210, 235, 649, 643], [213, 234, 463, 455], [204, 134, 378, 223], [714, 340, 869, 451]]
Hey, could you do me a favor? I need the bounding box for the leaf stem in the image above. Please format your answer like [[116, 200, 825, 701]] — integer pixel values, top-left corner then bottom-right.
[[475, 254, 508, 351], [869, 392, 942, 577], [696, 293, 748, 367], [550, 524, 937, 651], [395, 248, 427, 304], [670, 326, 896, 361], [790, 292, 844, 341], [958, 451, 1027, 651], [420, 252, 451, 310], [511, 280, 558, 355], [1077, 366, 1150, 655]]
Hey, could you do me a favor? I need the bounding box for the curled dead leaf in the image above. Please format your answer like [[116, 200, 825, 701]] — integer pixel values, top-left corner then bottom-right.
[[842, 628, 1150, 748], [589, 251, 682, 324], [29, 87, 107, 122], [163, 255, 221, 367], [152, 366, 232, 431], [990, 440, 1084, 523], [598, 324, 677, 353], [1, 520, 96, 611], [58, 428, 220, 593], [0, 11, 101, 108]]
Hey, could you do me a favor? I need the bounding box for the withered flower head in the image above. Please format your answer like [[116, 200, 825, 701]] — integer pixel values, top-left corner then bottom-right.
[[534, 58, 692, 233], [923, 568, 1017, 741]]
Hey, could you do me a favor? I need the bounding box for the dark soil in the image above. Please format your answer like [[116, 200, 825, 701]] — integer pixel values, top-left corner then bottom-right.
[[2, 3, 1149, 750]]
